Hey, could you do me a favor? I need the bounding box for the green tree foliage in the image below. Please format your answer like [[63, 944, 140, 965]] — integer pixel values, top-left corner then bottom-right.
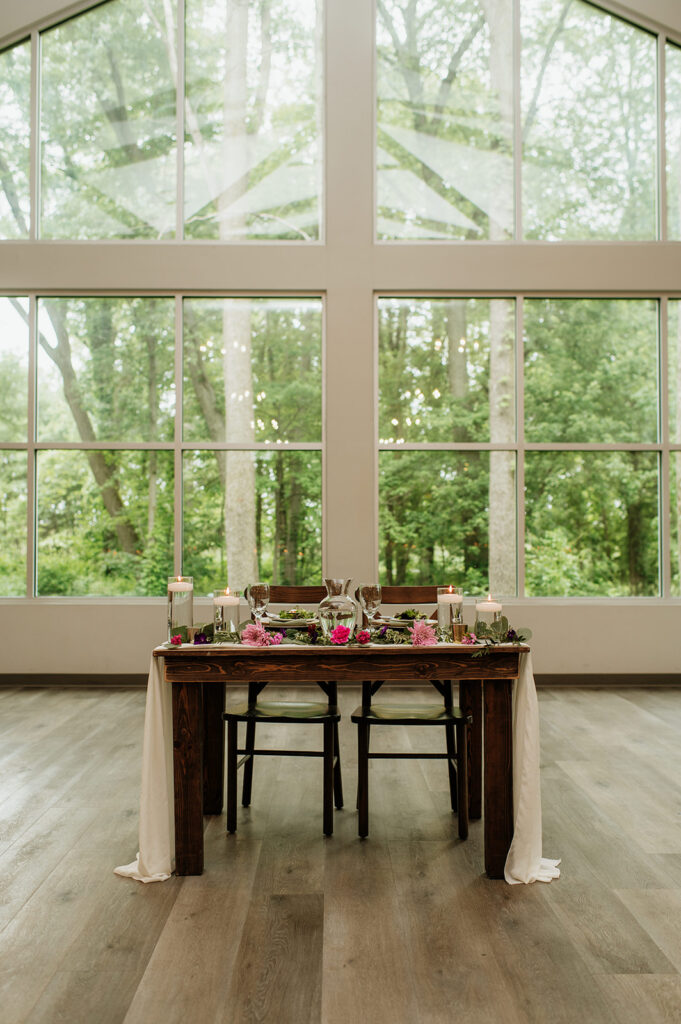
[[522, 0, 657, 240], [182, 298, 322, 589], [0, 453, 27, 595], [379, 451, 495, 593], [184, 0, 321, 239], [0, 39, 30, 238], [183, 450, 321, 592], [40, 0, 177, 239]]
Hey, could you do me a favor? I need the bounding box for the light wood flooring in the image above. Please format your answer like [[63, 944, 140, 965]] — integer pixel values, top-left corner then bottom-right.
[[1, 683, 681, 1024]]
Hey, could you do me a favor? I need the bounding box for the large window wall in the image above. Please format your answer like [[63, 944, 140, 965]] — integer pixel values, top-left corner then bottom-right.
[[1, 0, 681, 603]]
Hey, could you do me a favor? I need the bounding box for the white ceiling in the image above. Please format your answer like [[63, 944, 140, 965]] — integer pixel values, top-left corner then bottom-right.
[[2, 0, 681, 47]]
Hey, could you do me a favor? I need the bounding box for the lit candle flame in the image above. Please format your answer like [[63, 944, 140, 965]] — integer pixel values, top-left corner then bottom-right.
[[448, 585, 453, 594]]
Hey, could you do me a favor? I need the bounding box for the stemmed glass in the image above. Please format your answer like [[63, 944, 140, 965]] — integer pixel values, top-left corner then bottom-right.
[[358, 583, 382, 627], [247, 582, 270, 624]]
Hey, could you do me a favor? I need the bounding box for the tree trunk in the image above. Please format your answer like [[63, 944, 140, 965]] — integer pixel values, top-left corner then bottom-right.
[[38, 300, 141, 555], [219, 1, 258, 590], [480, 0, 516, 595], [146, 330, 158, 537], [285, 468, 302, 583], [446, 301, 468, 405]]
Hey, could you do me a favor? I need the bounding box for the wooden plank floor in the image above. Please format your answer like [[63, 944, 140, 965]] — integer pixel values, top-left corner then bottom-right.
[[1, 684, 681, 1024]]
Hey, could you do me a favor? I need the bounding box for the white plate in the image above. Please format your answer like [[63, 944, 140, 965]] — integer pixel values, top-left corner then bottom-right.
[[378, 615, 429, 628], [265, 616, 317, 629]]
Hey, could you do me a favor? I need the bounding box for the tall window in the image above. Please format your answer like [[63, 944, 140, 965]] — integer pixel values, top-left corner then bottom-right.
[[1, 0, 680, 600]]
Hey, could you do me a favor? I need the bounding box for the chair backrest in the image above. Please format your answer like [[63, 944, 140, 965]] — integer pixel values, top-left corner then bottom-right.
[[268, 585, 327, 604], [378, 586, 440, 606], [355, 585, 441, 622]]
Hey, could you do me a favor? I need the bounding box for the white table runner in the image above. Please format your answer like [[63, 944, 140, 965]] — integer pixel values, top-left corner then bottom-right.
[[115, 649, 559, 885]]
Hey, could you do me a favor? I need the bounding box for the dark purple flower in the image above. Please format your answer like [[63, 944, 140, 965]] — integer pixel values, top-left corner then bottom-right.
[[379, 625, 388, 638], [506, 628, 518, 642], [193, 632, 209, 645]]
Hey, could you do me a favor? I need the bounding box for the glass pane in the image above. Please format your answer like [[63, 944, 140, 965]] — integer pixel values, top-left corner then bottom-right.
[[40, 0, 176, 239], [183, 450, 322, 592], [378, 450, 516, 595], [183, 297, 322, 442], [525, 452, 659, 596], [521, 0, 657, 240], [184, 0, 322, 240], [524, 299, 658, 444], [670, 300, 681, 444], [379, 297, 515, 443], [0, 40, 30, 239], [0, 451, 27, 595], [666, 43, 681, 240], [36, 450, 174, 596], [37, 297, 175, 442], [376, 0, 513, 241], [672, 453, 681, 597], [0, 296, 29, 441]]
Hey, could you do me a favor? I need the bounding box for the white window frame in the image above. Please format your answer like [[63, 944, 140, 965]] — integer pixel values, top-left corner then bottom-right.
[[0, 0, 680, 605]]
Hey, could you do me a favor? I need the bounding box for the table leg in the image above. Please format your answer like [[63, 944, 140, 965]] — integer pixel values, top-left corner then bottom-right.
[[483, 679, 513, 879], [202, 681, 225, 814], [172, 680, 204, 875], [458, 679, 482, 819]]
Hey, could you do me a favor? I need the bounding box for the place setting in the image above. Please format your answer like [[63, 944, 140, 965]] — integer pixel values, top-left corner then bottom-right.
[[164, 576, 531, 653]]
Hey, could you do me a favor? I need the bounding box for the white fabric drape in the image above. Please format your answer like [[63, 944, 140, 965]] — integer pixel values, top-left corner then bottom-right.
[[504, 652, 561, 884], [114, 656, 174, 882], [115, 648, 559, 884]]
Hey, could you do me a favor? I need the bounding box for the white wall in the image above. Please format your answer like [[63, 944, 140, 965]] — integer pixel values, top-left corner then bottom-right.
[[1, 599, 679, 676]]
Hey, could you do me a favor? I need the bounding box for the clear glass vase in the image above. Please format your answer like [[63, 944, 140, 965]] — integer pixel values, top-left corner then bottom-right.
[[317, 578, 358, 639]]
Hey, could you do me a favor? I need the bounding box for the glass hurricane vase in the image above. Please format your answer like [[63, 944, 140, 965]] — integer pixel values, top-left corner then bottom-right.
[[317, 578, 358, 639]]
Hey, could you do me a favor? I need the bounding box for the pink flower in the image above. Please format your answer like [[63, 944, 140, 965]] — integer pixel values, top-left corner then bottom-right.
[[409, 620, 438, 646], [270, 632, 284, 645], [170, 634, 182, 646], [242, 622, 274, 647], [356, 630, 371, 645], [461, 632, 478, 645], [330, 625, 351, 645]]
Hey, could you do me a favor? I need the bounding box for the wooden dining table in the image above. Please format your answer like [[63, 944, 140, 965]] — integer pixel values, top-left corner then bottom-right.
[[154, 643, 529, 879]]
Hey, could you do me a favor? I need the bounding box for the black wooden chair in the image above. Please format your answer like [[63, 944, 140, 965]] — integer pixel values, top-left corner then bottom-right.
[[223, 585, 343, 836], [351, 585, 470, 840]]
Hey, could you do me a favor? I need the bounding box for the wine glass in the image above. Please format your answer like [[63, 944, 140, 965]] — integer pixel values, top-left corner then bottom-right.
[[358, 583, 382, 626], [247, 582, 270, 624]]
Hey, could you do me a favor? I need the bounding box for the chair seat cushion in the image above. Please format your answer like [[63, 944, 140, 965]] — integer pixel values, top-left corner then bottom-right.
[[350, 704, 468, 725], [224, 700, 340, 724]]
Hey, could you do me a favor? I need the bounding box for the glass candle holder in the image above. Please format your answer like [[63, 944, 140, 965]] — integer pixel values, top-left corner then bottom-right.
[[474, 594, 502, 631], [437, 586, 463, 635], [213, 588, 241, 632], [167, 576, 193, 640]]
